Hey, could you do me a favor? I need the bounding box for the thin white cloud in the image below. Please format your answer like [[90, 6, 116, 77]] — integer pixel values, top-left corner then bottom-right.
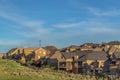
[[88, 7, 120, 16], [0, 11, 44, 28], [53, 22, 81, 29], [0, 40, 24, 46], [53, 20, 120, 38], [88, 27, 120, 34], [54, 20, 106, 29]]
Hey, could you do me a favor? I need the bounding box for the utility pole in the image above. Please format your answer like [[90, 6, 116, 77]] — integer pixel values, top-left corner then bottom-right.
[[39, 40, 41, 48]]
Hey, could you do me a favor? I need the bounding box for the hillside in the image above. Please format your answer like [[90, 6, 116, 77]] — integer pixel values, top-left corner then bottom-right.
[[0, 60, 43, 80]]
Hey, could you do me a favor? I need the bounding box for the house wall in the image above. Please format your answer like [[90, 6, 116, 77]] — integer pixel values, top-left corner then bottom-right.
[[81, 48, 93, 51], [0, 54, 3, 59], [60, 59, 72, 71], [18, 48, 24, 54], [66, 59, 72, 62], [114, 45, 120, 49], [109, 65, 117, 74], [34, 49, 46, 61], [20, 56, 26, 64], [66, 61, 72, 71], [69, 48, 76, 52], [116, 60, 120, 65], [86, 60, 93, 65], [23, 49, 34, 56], [86, 60, 105, 68], [98, 60, 105, 68], [106, 45, 110, 49], [81, 49, 89, 51], [109, 52, 113, 55], [49, 59, 58, 69]]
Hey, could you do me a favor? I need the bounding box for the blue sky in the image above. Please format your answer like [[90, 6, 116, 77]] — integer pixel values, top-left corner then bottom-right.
[[0, 0, 120, 53]]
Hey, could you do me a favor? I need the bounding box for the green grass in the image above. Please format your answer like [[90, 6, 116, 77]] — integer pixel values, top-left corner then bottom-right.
[[0, 60, 44, 80]]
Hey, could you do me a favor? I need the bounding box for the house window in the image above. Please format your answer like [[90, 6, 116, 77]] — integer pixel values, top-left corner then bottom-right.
[[91, 61, 99, 68], [59, 62, 66, 67], [62, 64, 65, 67], [91, 70, 93, 72], [111, 61, 116, 65], [78, 61, 82, 66], [43, 52, 46, 55], [38, 56, 41, 59]]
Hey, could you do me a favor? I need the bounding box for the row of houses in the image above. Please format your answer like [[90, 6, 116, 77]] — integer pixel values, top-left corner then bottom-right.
[[48, 50, 120, 74], [6, 46, 57, 64], [6, 41, 120, 75], [61, 41, 120, 54], [48, 51, 106, 73]]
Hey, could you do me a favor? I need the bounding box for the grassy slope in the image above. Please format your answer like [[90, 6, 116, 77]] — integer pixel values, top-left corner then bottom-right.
[[0, 60, 44, 80]]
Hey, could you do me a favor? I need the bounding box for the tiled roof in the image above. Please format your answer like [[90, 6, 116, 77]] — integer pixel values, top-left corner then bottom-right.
[[80, 46, 93, 49], [69, 45, 80, 49], [7, 48, 18, 53], [61, 50, 92, 59], [87, 51, 107, 60], [61, 50, 107, 61], [61, 52, 76, 59], [116, 49, 120, 52], [113, 52, 120, 58], [79, 51, 108, 61], [107, 41, 120, 45], [108, 46, 118, 52]]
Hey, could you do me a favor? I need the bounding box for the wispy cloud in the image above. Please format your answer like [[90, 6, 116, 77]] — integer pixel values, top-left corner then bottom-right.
[[0, 39, 24, 46], [0, 11, 44, 27], [88, 7, 120, 16], [88, 27, 120, 34], [54, 20, 107, 29], [53, 20, 120, 37], [53, 22, 81, 29], [52, 20, 120, 47]]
